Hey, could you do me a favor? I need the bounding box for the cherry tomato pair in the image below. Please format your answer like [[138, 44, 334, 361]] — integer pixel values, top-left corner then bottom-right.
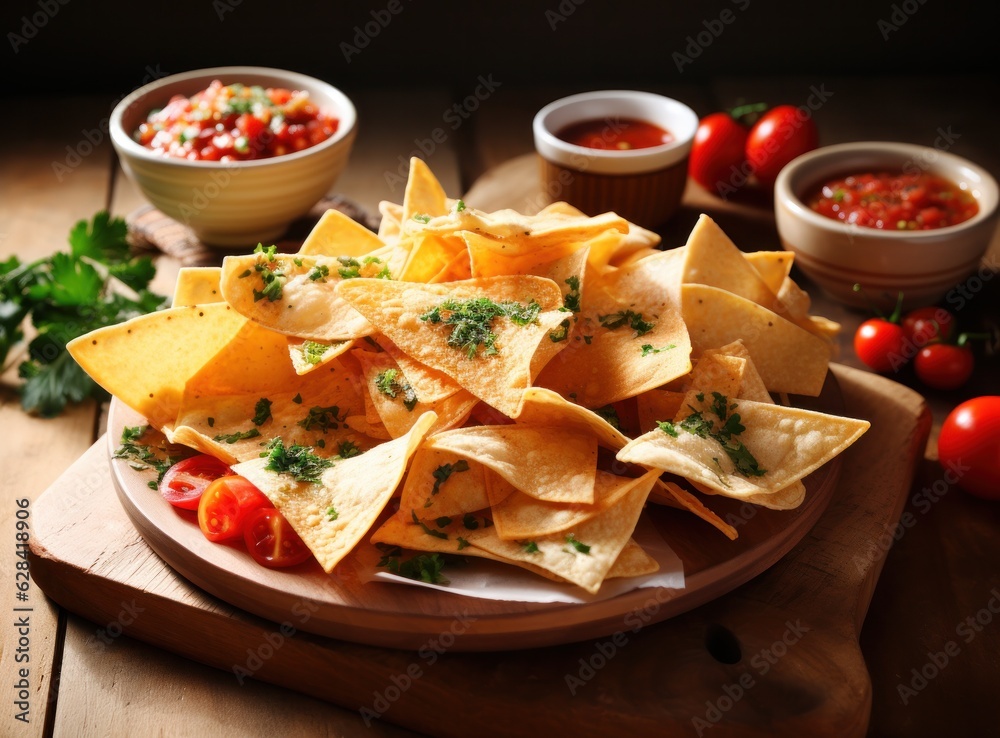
[[159, 455, 311, 568], [198, 475, 312, 568], [689, 104, 819, 195]]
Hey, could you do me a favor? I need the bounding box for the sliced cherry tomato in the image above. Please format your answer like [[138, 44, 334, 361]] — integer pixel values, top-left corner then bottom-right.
[[914, 343, 974, 391], [938, 396, 1000, 500], [197, 475, 272, 542], [745, 104, 819, 189], [243, 508, 312, 568], [902, 307, 954, 347], [159, 454, 232, 510], [689, 112, 749, 195], [854, 318, 906, 373]]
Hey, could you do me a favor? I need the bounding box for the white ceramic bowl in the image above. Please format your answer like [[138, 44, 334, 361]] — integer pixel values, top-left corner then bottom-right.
[[111, 66, 357, 247], [775, 141, 998, 309], [532, 90, 699, 228]]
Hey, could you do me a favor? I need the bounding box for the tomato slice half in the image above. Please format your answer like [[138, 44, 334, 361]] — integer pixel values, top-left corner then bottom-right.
[[243, 508, 312, 568], [197, 475, 271, 542], [159, 454, 232, 510]]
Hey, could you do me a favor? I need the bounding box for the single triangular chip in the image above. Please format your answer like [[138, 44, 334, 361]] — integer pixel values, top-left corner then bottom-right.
[[288, 338, 353, 375], [655, 481, 738, 540], [425, 424, 598, 504], [336, 275, 568, 417], [682, 283, 831, 396], [618, 391, 869, 498], [233, 411, 436, 573], [517, 387, 630, 450], [66, 303, 249, 430], [299, 208, 385, 257], [402, 157, 449, 222], [220, 250, 382, 341]]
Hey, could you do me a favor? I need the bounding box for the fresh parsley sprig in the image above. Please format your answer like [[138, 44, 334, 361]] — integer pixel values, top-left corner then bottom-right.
[[0, 211, 166, 417]]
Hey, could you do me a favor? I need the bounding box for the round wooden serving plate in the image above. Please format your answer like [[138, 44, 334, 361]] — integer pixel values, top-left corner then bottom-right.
[[107, 371, 843, 652]]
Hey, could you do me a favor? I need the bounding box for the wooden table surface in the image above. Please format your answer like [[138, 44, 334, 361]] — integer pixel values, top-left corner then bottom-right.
[[2, 77, 998, 737]]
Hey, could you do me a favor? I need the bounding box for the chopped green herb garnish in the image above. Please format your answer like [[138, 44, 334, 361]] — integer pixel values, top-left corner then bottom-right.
[[457, 536, 470, 550], [375, 368, 418, 411], [412, 509, 449, 539], [560, 276, 581, 313], [549, 318, 571, 342], [308, 264, 330, 281], [522, 541, 540, 554], [641, 343, 675, 356], [213, 428, 261, 443], [657, 420, 679, 437], [292, 393, 302, 404], [336, 440, 361, 459], [455, 199, 466, 212], [431, 459, 470, 498], [113, 425, 181, 487], [598, 309, 655, 336], [674, 393, 766, 478], [420, 297, 541, 359], [435, 516, 453, 528], [298, 405, 346, 433], [207, 417, 215, 428], [326, 506, 339, 521], [565, 533, 591, 554], [379, 550, 449, 584], [262, 437, 333, 483], [248, 244, 285, 302], [462, 513, 480, 530], [412, 213, 431, 224], [252, 397, 272, 426], [583, 335, 593, 345], [302, 340, 330, 365]]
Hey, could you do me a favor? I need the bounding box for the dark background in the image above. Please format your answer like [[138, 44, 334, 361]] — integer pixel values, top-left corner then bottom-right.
[[0, 0, 988, 99]]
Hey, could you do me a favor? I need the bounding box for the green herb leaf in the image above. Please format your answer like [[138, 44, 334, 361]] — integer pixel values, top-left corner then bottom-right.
[[565, 533, 591, 554], [262, 437, 333, 483], [252, 397, 273, 426], [420, 297, 541, 359]]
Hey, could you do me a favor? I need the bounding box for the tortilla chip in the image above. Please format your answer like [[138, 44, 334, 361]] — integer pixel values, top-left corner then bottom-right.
[[336, 275, 568, 417], [656, 481, 738, 540], [234, 411, 436, 573], [288, 338, 353, 375], [425, 424, 598, 504], [299, 208, 385, 257], [682, 283, 831, 396], [743, 251, 795, 295], [700, 341, 773, 403], [66, 303, 250, 429], [220, 251, 376, 341], [618, 391, 869, 498], [605, 538, 660, 578], [517, 387, 631, 450], [402, 157, 449, 223], [635, 388, 686, 435]]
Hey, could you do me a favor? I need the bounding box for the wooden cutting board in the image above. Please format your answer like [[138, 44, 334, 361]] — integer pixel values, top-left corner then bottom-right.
[[28, 364, 928, 737]]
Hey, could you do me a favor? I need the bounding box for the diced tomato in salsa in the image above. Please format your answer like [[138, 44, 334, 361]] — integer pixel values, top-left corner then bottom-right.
[[556, 117, 673, 150], [135, 80, 339, 162], [807, 171, 978, 230]]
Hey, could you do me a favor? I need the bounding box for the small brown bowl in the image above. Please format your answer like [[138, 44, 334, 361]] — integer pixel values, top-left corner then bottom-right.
[[532, 90, 698, 228]]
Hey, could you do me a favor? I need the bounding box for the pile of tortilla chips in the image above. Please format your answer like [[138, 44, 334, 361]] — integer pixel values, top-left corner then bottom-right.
[[69, 158, 869, 595]]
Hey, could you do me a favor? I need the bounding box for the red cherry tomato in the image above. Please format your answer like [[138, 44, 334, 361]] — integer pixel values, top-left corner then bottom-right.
[[914, 343, 974, 390], [902, 307, 954, 346], [158, 454, 232, 510], [745, 105, 819, 188], [689, 112, 749, 195], [854, 318, 906, 373], [197, 475, 272, 542], [243, 508, 313, 568], [938, 397, 1000, 500]]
